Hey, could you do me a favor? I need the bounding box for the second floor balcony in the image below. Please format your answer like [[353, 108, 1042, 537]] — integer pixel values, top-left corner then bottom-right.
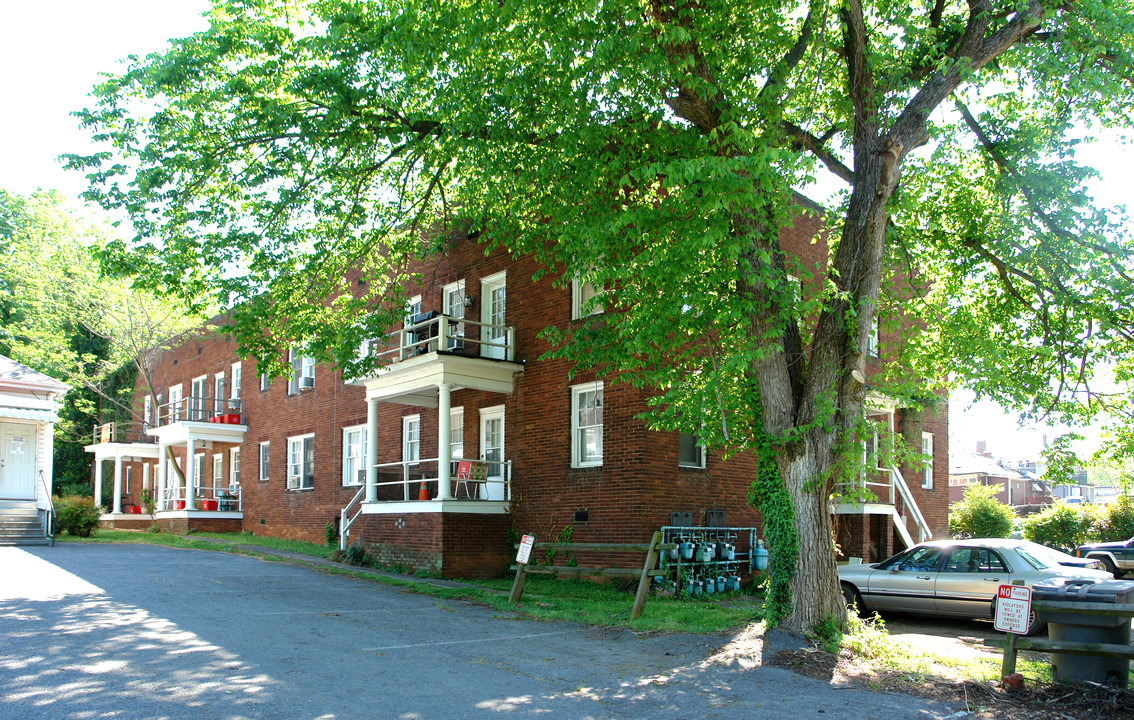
[[92, 421, 157, 446], [158, 396, 244, 426]]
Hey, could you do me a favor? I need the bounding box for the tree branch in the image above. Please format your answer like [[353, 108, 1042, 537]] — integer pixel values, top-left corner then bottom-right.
[[956, 101, 1134, 287], [783, 121, 854, 184]]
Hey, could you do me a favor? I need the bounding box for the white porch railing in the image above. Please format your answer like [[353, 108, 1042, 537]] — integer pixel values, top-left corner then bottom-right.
[[339, 459, 513, 551], [834, 466, 932, 547], [890, 466, 932, 543], [365, 313, 515, 364], [160, 485, 243, 512]]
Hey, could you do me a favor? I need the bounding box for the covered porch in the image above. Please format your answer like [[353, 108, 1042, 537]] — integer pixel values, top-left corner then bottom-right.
[[145, 399, 247, 531], [341, 327, 523, 552]]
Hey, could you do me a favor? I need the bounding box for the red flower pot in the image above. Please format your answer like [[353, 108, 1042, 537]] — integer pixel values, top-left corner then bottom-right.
[[201, 499, 218, 511], [174, 500, 186, 510]]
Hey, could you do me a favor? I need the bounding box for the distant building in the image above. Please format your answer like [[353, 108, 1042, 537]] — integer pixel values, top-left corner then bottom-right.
[[949, 454, 1052, 507]]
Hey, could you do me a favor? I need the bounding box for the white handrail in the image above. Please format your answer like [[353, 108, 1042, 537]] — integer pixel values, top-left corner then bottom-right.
[[38, 470, 55, 544], [889, 466, 932, 543], [339, 485, 366, 551]]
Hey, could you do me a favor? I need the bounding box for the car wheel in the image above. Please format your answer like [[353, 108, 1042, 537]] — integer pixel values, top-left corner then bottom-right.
[[841, 582, 865, 615], [1099, 557, 1120, 577]]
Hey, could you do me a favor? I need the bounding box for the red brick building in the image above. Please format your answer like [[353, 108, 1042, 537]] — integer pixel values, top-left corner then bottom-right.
[[86, 210, 948, 576]]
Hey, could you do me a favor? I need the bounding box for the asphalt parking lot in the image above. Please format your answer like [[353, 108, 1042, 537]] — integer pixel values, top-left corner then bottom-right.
[[1, 543, 962, 719]]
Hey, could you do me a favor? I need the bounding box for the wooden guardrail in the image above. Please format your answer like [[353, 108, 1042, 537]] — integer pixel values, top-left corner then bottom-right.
[[986, 600, 1134, 677], [509, 531, 674, 619]]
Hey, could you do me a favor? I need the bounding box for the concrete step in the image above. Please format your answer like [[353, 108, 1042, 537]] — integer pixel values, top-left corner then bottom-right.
[[0, 538, 49, 546], [0, 520, 42, 530]]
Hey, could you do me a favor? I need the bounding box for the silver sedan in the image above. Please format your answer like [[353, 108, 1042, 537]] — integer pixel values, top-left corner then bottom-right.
[[838, 539, 1113, 634]]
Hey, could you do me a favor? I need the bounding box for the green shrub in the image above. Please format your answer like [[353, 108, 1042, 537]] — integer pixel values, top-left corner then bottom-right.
[[1022, 502, 1099, 554], [54, 495, 102, 537], [948, 483, 1016, 539], [1097, 496, 1134, 542], [323, 521, 339, 547]]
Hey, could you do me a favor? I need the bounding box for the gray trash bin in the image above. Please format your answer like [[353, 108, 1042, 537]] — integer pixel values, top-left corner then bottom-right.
[[1032, 577, 1134, 687]]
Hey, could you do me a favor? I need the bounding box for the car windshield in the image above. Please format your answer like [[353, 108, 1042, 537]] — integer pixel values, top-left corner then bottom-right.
[[875, 547, 915, 570], [876, 545, 944, 572], [1014, 542, 1078, 570]]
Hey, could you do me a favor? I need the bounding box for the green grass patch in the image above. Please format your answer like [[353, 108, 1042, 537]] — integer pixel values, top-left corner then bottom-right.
[[191, 531, 333, 558], [462, 574, 763, 633], [842, 612, 1054, 685]]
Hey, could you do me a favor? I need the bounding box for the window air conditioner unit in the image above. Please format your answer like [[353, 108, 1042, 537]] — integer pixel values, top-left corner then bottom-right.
[[357, 468, 366, 485], [447, 337, 464, 351], [227, 399, 240, 409], [299, 376, 315, 389]]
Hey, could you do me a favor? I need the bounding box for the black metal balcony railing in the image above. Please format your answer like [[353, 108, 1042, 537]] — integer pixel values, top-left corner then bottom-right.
[[92, 422, 158, 445], [157, 396, 244, 426]]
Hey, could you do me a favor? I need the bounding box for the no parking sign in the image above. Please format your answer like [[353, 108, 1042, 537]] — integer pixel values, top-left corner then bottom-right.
[[993, 584, 1032, 634]]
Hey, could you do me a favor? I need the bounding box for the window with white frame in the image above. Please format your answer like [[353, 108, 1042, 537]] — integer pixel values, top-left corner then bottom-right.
[[260, 372, 270, 392], [259, 441, 270, 482], [403, 415, 420, 465], [571, 381, 604, 467], [678, 432, 705, 468], [230, 448, 240, 488], [786, 273, 802, 304], [402, 295, 423, 353], [213, 454, 223, 490], [921, 433, 934, 489], [231, 362, 242, 399], [442, 280, 466, 349], [571, 277, 604, 320], [287, 434, 314, 489], [214, 372, 225, 415], [194, 452, 205, 487], [190, 377, 207, 420], [168, 384, 183, 422], [450, 407, 464, 460], [125, 466, 132, 494], [866, 315, 880, 357], [342, 425, 367, 486], [143, 395, 152, 428], [288, 347, 315, 394]]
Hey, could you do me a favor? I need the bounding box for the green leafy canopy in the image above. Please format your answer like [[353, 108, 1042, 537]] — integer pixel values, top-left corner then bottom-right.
[[64, 0, 1134, 631]]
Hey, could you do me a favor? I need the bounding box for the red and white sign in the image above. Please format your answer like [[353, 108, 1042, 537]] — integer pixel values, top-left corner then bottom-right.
[[516, 534, 535, 565], [994, 584, 1033, 634]]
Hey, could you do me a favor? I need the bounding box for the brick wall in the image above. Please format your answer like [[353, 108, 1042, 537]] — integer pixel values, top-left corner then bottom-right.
[[124, 204, 947, 575]]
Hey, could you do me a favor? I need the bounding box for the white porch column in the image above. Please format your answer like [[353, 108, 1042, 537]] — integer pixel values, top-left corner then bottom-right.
[[112, 453, 123, 514], [157, 445, 167, 510], [94, 456, 104, 509], [366, 397, 379, 503], [43, 423, 55, 498], [184, 436, 196, 509], [437, 382, 452, 499]]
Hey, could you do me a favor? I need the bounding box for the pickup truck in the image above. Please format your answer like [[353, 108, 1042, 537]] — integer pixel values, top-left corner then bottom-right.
[[1076, 535, 1134, 576]]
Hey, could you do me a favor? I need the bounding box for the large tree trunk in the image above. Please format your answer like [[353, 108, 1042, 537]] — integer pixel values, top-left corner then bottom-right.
[[761, 133, 900, 634]]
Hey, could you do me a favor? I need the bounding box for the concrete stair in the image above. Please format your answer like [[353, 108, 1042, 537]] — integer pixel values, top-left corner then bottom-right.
[[0, 499, 48, 546]]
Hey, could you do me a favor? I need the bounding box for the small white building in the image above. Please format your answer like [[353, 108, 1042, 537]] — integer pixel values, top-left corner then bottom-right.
[[0, 355, 70, 542]]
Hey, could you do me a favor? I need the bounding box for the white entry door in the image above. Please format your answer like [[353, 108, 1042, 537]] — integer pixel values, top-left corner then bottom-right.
[[480, 272, 507, 359], [0, 421, 37, 500], [479, 406, 505, 500]]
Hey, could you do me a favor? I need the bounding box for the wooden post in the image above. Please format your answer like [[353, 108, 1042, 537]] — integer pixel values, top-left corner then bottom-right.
[[1000, 578, 1026, 678], [509, 534, 534, 604], [1001, 632, 1019, 677], [631, 531, 663, 620]]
